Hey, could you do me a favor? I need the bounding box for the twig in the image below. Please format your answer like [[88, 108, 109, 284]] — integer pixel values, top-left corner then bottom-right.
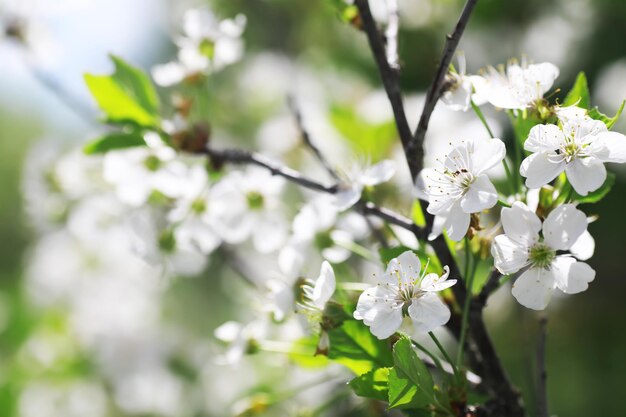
[[536, 316, 549, 417], [476, 269, 502, 308], [287, 95, 340, 180], [384, 0, 400, 70], [409, 0, 479, 177], [354, 0, 415, 176]]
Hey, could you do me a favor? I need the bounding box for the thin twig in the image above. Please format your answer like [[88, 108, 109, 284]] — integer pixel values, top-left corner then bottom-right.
[[288, 95, 340, 180], [409, 0, 480, 177], [536, 316, 549, 417], [354, 0, 415, 176]]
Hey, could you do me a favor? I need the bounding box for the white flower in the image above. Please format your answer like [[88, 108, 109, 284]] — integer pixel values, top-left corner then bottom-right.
[[520, 118, 626, 195], [354, 251, 455, 339], [418, 139, 506, 241], [334, 160, 396, 211], [214, 320, 266, 365], [210, 166, 288, 253], [167, 164, 221, 255], [151, 8, 246, 86], [441, 55, 484, 112], [300, 261, 336, 312], [472, 61, 559, 110], [491, 202, 596, 310]]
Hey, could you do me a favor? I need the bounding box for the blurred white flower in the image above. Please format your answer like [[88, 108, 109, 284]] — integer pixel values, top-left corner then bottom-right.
[[214, 320, 266, 365], [520, 118, 626, 195], [210, 166, 288, 253], [354, 251, 454, 339], [441, 54, 483, 112], [19, 380, 107, 417], [472, 60, 559, 110], [491, 202, 595, 310], [418, 138, 505, 241], [334, 159, 396, 210], [151, 8, 246, 86]]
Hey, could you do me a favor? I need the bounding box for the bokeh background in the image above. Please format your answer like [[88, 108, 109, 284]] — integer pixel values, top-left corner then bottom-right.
[[1, 0, 625, 416]]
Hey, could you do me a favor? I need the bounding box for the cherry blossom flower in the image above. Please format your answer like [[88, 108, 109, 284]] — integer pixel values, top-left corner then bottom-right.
[[472, 60, 559, 110], [418, 139, 506, 241], [334, 160, 396, 211], [210, 167, 288, 253], [520, 117, 626, 195], [354, 251, 455, 339], [440, 55, 484, 112], [151, 8, 246, 87], [491, 202, 596, 310]]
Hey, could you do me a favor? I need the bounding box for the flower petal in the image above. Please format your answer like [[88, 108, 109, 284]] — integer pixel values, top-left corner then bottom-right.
[[312, 261, 336, 308], [491, 234, 531, 274], [386, 251, 422, 285], [471, 139, 507, 175], [569, 230, 595, 261], [500, 201, 541, 246], [460, 174, 497, 213], [421, 266, 455, 292], [542, 204, 587, 251], [511, 267, 556, 310], [408, 292, 451, 333], [552, 256, 595, 294], [565, 157, 606, 196], [334, 185, 362, 211], [593, 131, 626, 163], [524, 124, 564, 153], [444, 202, 470, 241], [520, 152, 565, 189], [360, 160, 397, 186]]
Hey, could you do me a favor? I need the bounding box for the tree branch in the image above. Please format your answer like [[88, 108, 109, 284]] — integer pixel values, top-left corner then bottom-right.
[[409, 0, 479, 176]]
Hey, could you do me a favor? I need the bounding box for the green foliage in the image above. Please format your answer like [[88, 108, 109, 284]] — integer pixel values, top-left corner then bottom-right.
[[388, 337, 435, 410], [83, 131, 147, 154], [563, 72, 591, 109], [329, 104, 397, 160], [511, 111, 542, 148], [287, 336, 330, 368], [589, 100, 625, 129], [327, 0, 359, 23], [348, 367, 390, 401], [327, 319, 393, 375], [84, 55, 161, 128]]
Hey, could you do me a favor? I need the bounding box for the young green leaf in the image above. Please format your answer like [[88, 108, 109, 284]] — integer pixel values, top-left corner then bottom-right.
[[589, 100, 625, 129], [83, 131, 147, 154], [84, 55, 160, 128], [563, 72, 590, 109], [388, 336, 435, 409], [327, 319, 394, 375], [348, 367, 390, 401]]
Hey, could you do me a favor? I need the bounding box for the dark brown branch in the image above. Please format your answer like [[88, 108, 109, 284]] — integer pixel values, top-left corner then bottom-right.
[[409, 0, 479, 176], [288, 95, 340, 181], [476, 269, 502, 308], [536, 316, 549, 417], [354, 0, 416, 177]]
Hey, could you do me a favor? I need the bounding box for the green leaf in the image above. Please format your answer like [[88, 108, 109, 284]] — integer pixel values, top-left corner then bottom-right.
[[589, 100, 625, 129], [84, 55, 160, 128], [388, 337, 435, 409], [83, 131, 147, 154], [329, 104, 397, 160], [348, 367, 390, 401], [572, 172, 615, 204], [327, 320, 393, 375], [287, 336, 330, 368], [563, 72, 590, 109], [511, 112, 542, 147]]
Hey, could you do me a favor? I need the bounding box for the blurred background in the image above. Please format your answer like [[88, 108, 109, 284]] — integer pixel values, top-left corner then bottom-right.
[[1, 0, 625, 416]]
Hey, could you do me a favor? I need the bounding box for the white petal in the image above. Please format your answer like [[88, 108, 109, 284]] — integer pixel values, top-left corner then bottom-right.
[[594, 131, 626, 163], [524, 124, 565, 153], [511, 267, 556, 310], [360, 160, 396, 186], [520, 152, 566, 189], [471, 138, 506, 175], [214, 321, 242, 343], [565, 157, 606, 196], [528, 62, 560, 95], [491, 234, 531, 274], [151, 62, 186, 87], [427, 214, 446, 241], [407, 293, 451, 333], [444, 203, 470, 242], [441, 76, 472, 111], [569, 230, 595, 261], [334, 186, 362, 211], [253, 212, 288, 253], [368, 307, 404, 339], [421, 266, 455, 292], [386, 251, 422, 284], [312, 261, 336, 308], [322, 246, 351, 264], [460, 174, 498, 213], [542, 204, 587, 250], [552, 256, 595, 294], [501, 201, 541, 246]]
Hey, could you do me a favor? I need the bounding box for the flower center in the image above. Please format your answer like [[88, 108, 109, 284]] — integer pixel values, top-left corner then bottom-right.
[[529, 243, 556, 269], [198, 38, 215, 59], [246, 191, 265, 210], [191, 198, 207, 214], [158, 229, 177, 253], [447, 168, 474, 191], [144, 155, 162, 171], [314, 231, 334, 250]]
